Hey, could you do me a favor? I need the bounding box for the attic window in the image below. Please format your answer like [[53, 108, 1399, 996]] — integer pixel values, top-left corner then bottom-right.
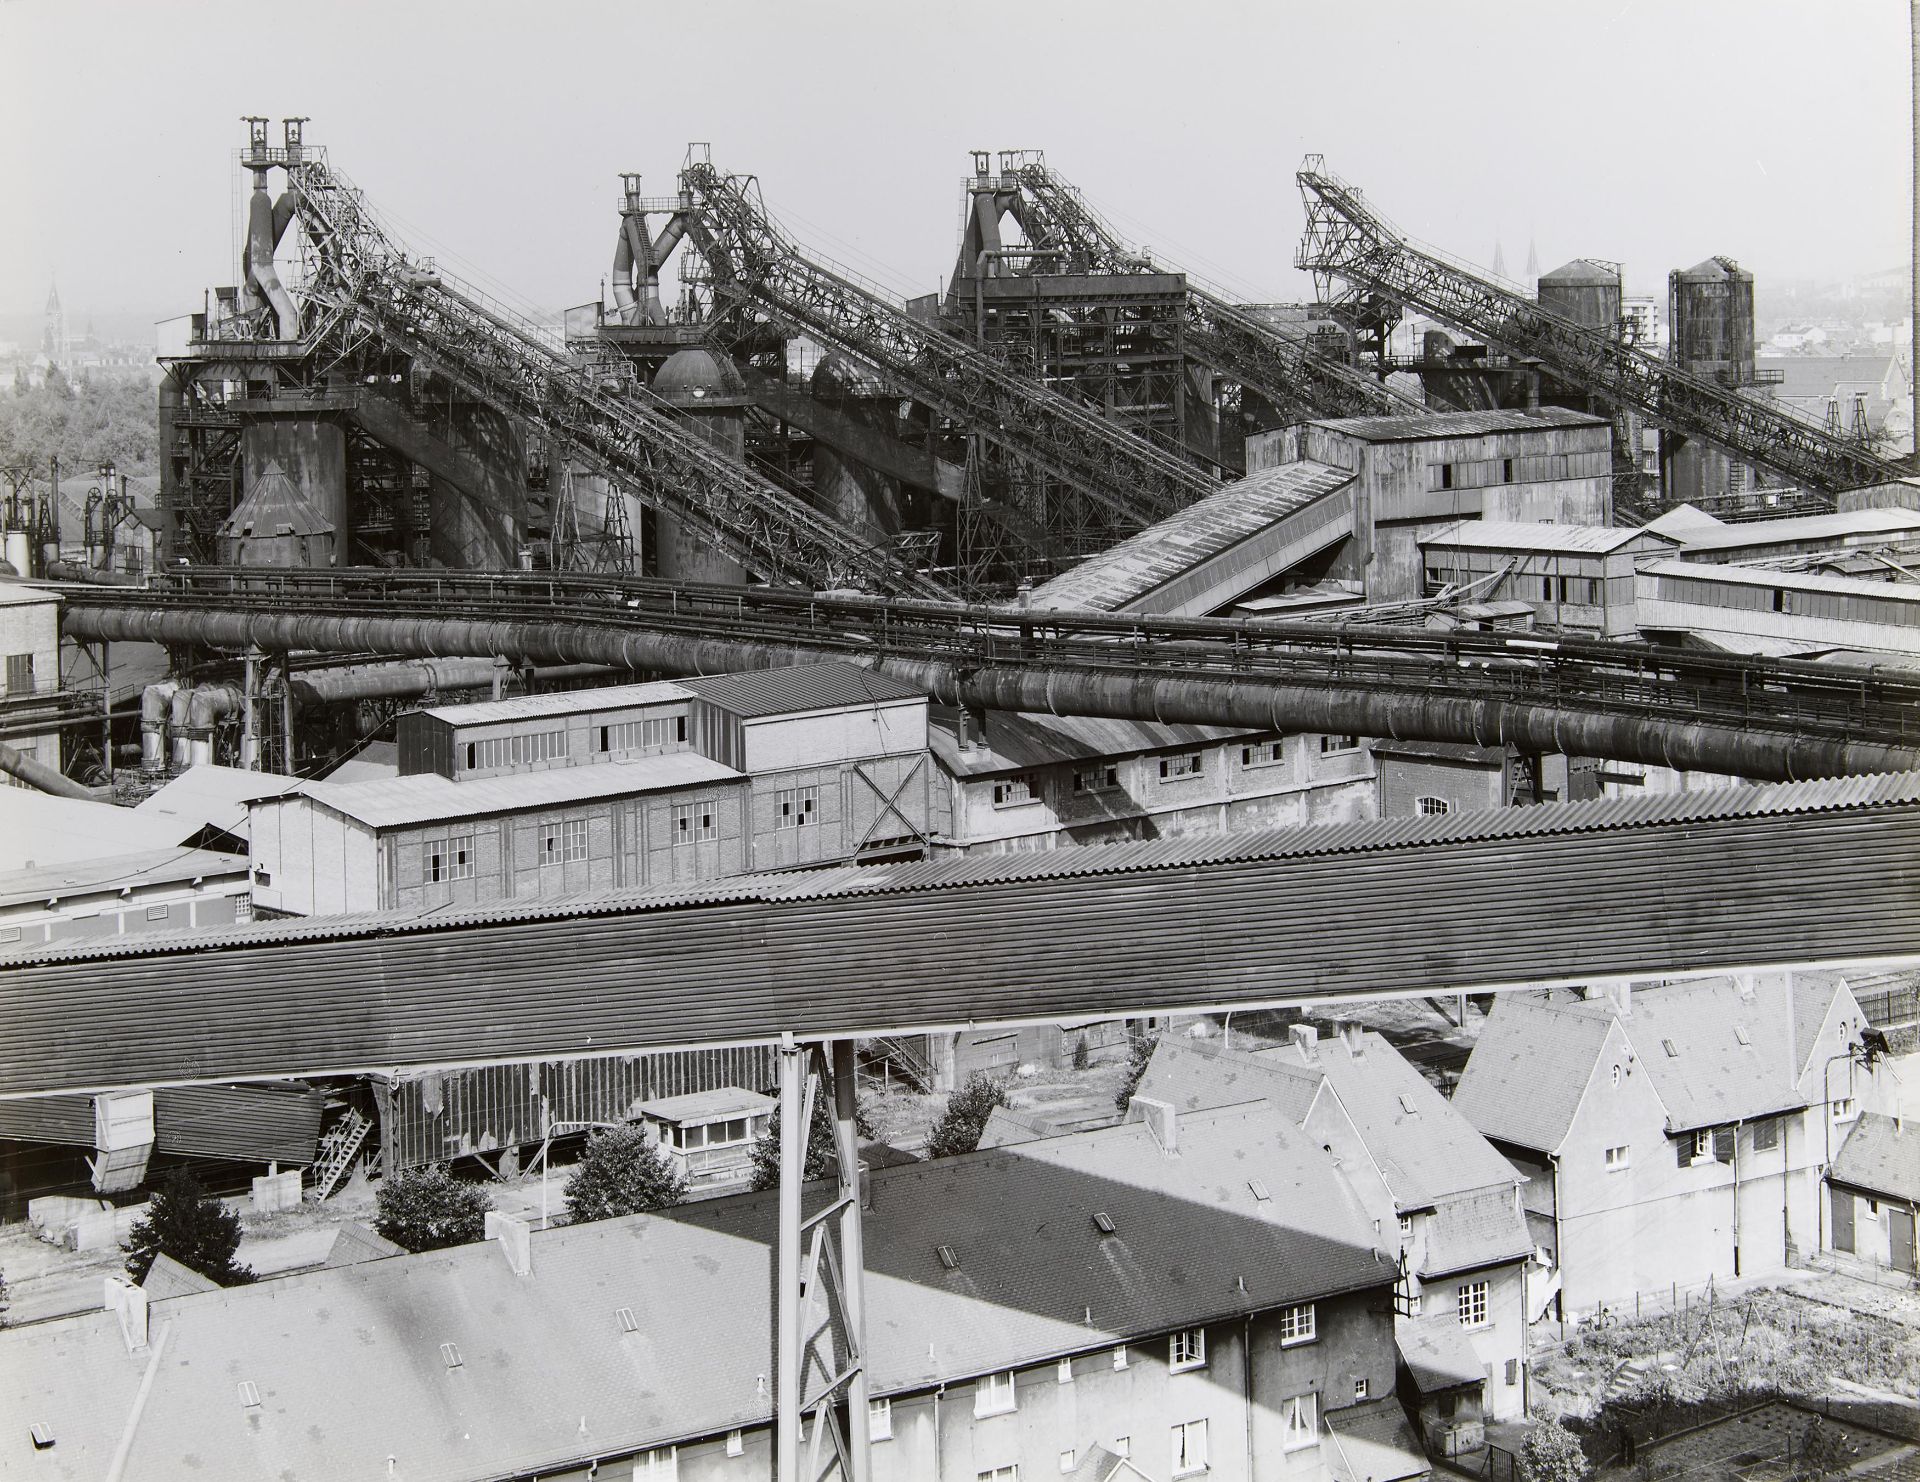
[[237, 1381, 261, 1408], [616, 1306, 639, 1333], [1735, 1026, 1751, 1046], [30, 1424, 54, 1450], [1092, 1211, 1117, 1235], [1248, 1179, 1271, 1203], [1398, 1094, 1418, 1115], [936, 1244, 961, 1271], [440, 1342, 463, 1369], [1662, 1039, 1680, 1057]]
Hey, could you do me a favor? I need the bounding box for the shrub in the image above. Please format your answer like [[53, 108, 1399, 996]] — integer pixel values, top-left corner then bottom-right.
[[1113, 1032, 1160, 1115], [563, 1124, 687, 1224], [1789, 1418, 1853, 1482], [124, 1167, 255, 1286], [1519, 1413, 1588, 1482], [1071, 1036, 1091, 1071], [373, 1165, 493, 1253], [925, 1073, 1008, 1160]]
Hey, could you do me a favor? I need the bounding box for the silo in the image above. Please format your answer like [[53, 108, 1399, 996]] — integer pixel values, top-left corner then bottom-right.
[[1664, 257, 1759, 503], [1537, 259, 1622, 334], [809, 355, 905, 543], [650, 348, 751, 585]]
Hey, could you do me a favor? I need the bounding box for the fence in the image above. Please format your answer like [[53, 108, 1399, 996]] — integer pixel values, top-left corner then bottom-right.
[[1854, 981, 1920, 1030]]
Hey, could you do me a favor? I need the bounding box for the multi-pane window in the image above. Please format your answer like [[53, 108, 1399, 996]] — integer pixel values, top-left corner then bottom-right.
[[1072, 764, 1120, 794], [540, 828, 561, 867], [1171, 1418, 1208, 1475], [448, 834, 474, 880], [1169, 1327, 1206, 1372], [1831, 1097, 1858, 1122], [1458, 1280, 1489, 1328], [991, 774, 1039, 807], [425, 842, 447, 884], [667, 1116, 758, 1151], [562, 819, 587, 863], [1241, 740, 1285, 768], [978, 1469, 1018, 1482], [1279, 1302, 1316, 1346], [1281, 1392, 1318, 1451], [776, 786, 817, 829], [868, 1396, 892, 1442], [672, 803, 715, 844], [1320, 735, 1361, 754], [974, 1370, 1016, 1417], [634, 1447, 677, 1482], [1158, 752, 1204, 780], [599, 715, 683, 752], [1354, 1376, 1370, 1400], [465, 729, 566, 772], [1416, 796, 1452, 816], [1691, 1129, 1713, 1161], [1605, 1144, 1631, 1171]]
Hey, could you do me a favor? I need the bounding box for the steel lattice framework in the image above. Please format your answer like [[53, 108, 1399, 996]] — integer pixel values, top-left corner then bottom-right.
[[273, 141, 944, 597], [677, 158, 1218, 536], [1295, 159, 1906, 495], [1008, 158, 1422, 423]]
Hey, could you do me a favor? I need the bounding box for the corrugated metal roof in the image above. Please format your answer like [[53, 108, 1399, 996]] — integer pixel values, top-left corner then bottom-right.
[[0, 847, 246, 910], [1, 777, 1915, 1097], [1026, 460, 1354, 613], [1642, 558, 1920, 602], [419, 679, 694, 725], [1643, 503, 1726, 536], [0, 1104, 1391, 1479], [1308, 407, 1606, 442], [635, 1087, 775, 1122], [1678, 508, 1920, 552], [0, 1082, 323, 1163], [1423, 520, 1675, 555], [1828, 1113, 1920, 1203], [132, 765, 301, 841], [283, 751, 742, 829], [678, 662, 927, 717]]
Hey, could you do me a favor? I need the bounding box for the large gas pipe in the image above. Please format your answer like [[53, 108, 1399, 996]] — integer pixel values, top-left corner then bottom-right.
[[70, 603, 1920, 781], [0, 740, 96, 799]]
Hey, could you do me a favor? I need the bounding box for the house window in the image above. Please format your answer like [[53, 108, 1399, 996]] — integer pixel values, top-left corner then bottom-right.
[[1458, 1280, 1489, 1328], [1355, 1376, 1370, 1400], [978, 1468, 1018, 1482], [561, 819, 588, 862], [634, 1447, 677, 1482], [1241, 740, 1286, 769], [4, 653, 33, 695], [1692, 1129, 1713, 1162], [776, 786, 818, 829], [1416, 796, 1452, 816], [1169, 1327, 1206, 1372], [1866, 1199, 1882, 1219], [975, 1370, 1016, 1417], [1320, 734, 1361, 754], [725, 1431, 744, 1457], [1831, 1097, 1857, 1122], [1605, 1144, 1630, 1171], [1279, 1302, 1316, 1346], [1406, 1292, 1423, 1317], [868, 1396, 892, 1441], [991, 773, 1039, 807], [672, 803, 715, 844], [1112, 1344, 1129, 1370], [1171, 1418, 1208, 1476], [1752, 1118, 1780, 1152], [1056, 1356, 1074, 1384], [1158, 752, 1204, 780], [449, 833, 474, 880], [1399, 1213, 1414, 1243], [1072, 764, 1120, 794], [1282, 1391, 1319, 1451]]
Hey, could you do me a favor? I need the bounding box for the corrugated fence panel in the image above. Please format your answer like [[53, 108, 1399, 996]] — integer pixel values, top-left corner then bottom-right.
[[152, 1085, 324, 1164]]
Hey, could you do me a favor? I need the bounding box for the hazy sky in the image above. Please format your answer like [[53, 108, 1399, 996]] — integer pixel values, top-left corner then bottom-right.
[[1, 1, 1911, 324]]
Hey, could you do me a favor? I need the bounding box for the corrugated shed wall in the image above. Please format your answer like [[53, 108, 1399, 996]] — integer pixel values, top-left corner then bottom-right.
[[376, 1045, 776, 1169], [0, 1084, 322, 1163]]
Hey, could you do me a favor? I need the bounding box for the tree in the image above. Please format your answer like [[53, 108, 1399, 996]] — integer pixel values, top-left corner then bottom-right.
[[1114, 1032, 1161, 1115], [124, 1167, 255, 1286], [748, 1093, 874, 1193], [1789, 1418, 1853, 1482], [1517, 1413, 1586, 1482], [563, 1124, 688, 1224], [372, 1165, 493, 1253], [925, 1073, 1009, 1160]]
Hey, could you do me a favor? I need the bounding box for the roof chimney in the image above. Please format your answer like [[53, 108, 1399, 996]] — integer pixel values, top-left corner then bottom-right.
[[1601, 981, 1632, 1018], [1291, 1024, 1320, 1064], [1336, 1021, 1364, 1057], [484, 1210, 531, 1277], [103, 1275, 149, 1351], [1735, 974, 1757, 1003], [1130, 1095, 1178, 1154]]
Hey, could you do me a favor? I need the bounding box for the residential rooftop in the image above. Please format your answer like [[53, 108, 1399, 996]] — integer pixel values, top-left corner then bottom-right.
[[1828, 1112, 1920, 1205]]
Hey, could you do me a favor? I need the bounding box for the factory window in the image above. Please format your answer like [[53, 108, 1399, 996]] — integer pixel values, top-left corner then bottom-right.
[[4, 653, 31, 695], [1425, 566, 1448, 595], [425, 843, 447, 883], [776, 786, 817, 829], [1158, 752, 1204, 781], [1752, 1117, 1780, 1152], [672, 803, 715, 844], [1772, 589, 1787, 614], [974, 1370, 1016, 1417], [562, 819, 588, 862], [1281, 1392, 1318, 1451], [1171, 1418, 1208, 1475], [1073, 764, 1121, 794], [539, 829, 561, 867], [1321, 735, 1361, 754], [1458, 1280, 1489, 1329], [1605, 1144, 1631, 1171], [634, 1447, 677, 1482], [868, 1397, 892, 1442], [1241, 740, 1285, 769], [465, 729, 567, 772], [1542, 577, 1555, 601], [992, 773, 1039, 807], [601, 715, 680, 752], [1169, 1327, 1206, 1372], [1416, 796, 1452, 816], [1432, 463, 1456, 492], [449, 833, 474, 880], [1279, 1301, 1316, 1346], [1502, 458, 1515, 483]]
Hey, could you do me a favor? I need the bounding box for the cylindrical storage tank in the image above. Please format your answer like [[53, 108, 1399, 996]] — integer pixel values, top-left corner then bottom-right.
[[1668, 257, 1756, 385], [650, 348, 751, 585], [809, 355, 906, 543], [1537, 259, 1622, 335], [3, 530, 29, 578]]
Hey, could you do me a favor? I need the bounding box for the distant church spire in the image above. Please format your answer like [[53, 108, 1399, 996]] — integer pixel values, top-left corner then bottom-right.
[[1492, 240, 1508, 280], [1526, 236, 1540, 281], [41, 278, 68, 365]]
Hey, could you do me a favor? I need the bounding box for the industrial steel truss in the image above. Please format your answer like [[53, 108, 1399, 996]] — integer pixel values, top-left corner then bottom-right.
[[677, 157, 1217, 540], [1004, 156, 1422, 423], [1295, 157, 1904, 496], [273, 138, 942, 597]]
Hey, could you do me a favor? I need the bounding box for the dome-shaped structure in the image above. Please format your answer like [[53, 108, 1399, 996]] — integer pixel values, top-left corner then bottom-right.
[[1675, 256, 1749, 284], [1539, 258, 1619, 288], [650, 347, 750, 408]]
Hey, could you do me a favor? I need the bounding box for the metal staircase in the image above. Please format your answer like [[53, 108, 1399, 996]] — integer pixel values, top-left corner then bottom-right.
[[306, 1107, 373, 1201]]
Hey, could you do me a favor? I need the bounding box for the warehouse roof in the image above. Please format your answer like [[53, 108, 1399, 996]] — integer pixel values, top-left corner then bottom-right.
[[0, 792, 194, 872], [678, 662, 927, 717], [0, 846, 245, 911], [1024, 459, 1354, 614], [0, 1103, 1389, 1481], [1677, 508, 1920, 554], [1640, 558, 1920, 603], [418, 679, 693, 725], [276, 749, 741, 829], [1308, 407, 1606, 443], [133, 764, 301, 842], [1828, 1113, 1920, 1204], [928, 707, 1249, 778], [1422, 520, 1676, 556]]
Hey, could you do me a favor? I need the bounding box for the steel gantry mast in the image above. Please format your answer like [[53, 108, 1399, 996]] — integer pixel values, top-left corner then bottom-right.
[[1005, 153, 1424, 425], [1294, 156, 1905, 497], [675, 151, 1218, 546], [253, 123, 944, 596]]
